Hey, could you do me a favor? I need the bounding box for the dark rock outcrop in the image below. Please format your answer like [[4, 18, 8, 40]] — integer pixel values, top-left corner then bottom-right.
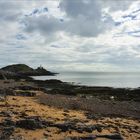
[[16, 116, 48, 130], [65, 134, 124, 140]]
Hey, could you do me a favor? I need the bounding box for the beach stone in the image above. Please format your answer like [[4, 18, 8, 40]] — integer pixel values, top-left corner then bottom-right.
[[16, 116, 45, 130], [52, 120, 78, 132], [2, 118, 15, 126], [12, 111, 19, 115], [0, 126, 15, 140], [95, 125, 102, 132], [3, 126, 15, 132], [43, 132, 50, 137], [10, 135, 25, 140], [0, 110, 13, 117], [63, 113, 69, 116], [76, 128, 83, 133], [97, 134, 124, 139], [134, 125, 139, 130], [63, 109, 70, 113], [20, 119, 40, 129], [20, 112, 28, 118], [83, 126, 95, 133], [53, 123, 70, 132], [76, 124, 101, 133], [52, 120, 102, 133], [85, 112, 98, 120], [65, 134, 124, 140]]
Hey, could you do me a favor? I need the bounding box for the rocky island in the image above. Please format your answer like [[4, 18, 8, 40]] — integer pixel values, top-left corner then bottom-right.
[[0, 64, 140, 140]]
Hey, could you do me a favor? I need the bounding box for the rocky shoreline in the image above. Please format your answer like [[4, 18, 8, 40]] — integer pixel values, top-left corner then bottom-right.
[[0, 77, 140, 139], [31, 78, 140, 102], [0, 94, 140, 140]]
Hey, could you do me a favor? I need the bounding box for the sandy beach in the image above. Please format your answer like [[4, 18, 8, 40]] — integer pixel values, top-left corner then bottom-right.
[[0, 79, 140, 140]]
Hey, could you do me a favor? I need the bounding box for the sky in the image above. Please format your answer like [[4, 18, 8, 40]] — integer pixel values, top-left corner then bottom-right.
[[0, 0, 140, 72]]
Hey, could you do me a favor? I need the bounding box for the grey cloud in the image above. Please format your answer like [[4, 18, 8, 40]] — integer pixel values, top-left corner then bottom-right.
[[0, 1, 22, 22], [25, 16, 62, 35], [60, 0, 101, 18], [24, 0, 114, 37]]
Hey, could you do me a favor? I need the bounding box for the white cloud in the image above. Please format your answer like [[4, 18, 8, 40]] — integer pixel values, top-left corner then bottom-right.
[[0, 0, 140, 71]]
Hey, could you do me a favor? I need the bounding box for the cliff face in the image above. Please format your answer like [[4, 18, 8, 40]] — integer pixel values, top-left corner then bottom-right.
[[0, 64, 55, 79]]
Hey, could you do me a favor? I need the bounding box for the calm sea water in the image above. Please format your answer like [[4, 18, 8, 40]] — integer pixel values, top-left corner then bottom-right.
[[32, 72, 140, 88]]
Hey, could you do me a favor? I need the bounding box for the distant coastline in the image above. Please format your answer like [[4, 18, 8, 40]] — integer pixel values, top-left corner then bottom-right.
[[0, 64, 56, 80]]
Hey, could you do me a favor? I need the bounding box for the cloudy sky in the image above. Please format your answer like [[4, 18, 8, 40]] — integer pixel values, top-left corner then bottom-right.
[[0, 0, 140, 71]]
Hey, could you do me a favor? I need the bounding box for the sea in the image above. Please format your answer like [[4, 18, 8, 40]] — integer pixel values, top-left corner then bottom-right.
[[32, 71, 140, 88]]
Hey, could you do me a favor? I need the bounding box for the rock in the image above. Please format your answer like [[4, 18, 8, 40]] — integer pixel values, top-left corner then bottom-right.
[[95, 125, 102, 132], [85, 112, 98, 120], [0, 126, 15, 140], [52, 120, 78, 132], [0, 110, 13, 117], [45, 79, 62, 84], [0, 96, 5, 101], [14, 90, 37, 97], [0, 118, 15, 139], [12, 97, 16, 100], [20, 112, 28, 118], [63, 113, 69, 117], [43, 132, 49, 137], [76, 128, 83, 133], [63, 109, 70, 113], [65, 135, 96, 140], [53, 123, 70, 132], [97, 134, 124, 139], [66, 134, 124, 140], [2, 118, 15, 126], [52, 120, 102, 133], [10, 135, 25, 140], [16, 116, 45, 130], [3, 126, 15, 132], [134, 125, 139, 130], [12, 111, 19, 115], [76, 124, 100, 133], [83, 126, 94, 133], [16, 116, 52, 129]]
